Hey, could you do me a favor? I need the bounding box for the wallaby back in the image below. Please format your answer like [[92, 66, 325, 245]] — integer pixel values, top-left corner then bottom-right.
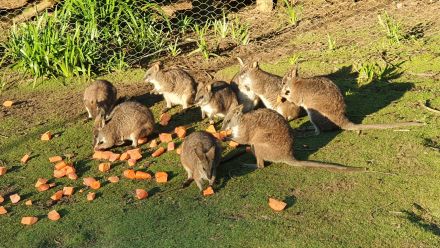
[[83, 79, 117, 118], [195, 81, 239, 120]]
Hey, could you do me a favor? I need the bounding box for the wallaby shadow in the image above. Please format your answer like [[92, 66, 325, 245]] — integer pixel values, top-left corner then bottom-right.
[[127, 92, 163, 109], [294, 65, 414, 163], [403, 210, 440, 236]]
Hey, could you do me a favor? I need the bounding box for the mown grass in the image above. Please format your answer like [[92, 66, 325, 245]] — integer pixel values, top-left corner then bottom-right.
[[1, 16, 440, 248]]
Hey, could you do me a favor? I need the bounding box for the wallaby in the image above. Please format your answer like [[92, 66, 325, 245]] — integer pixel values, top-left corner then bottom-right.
[[195, 80, 239, 123], [83, 79, 117, 119], [93, 101, 155, 150], [144, 61, 196, 113], [235, 58, 303, 120], [280, 66, 424, 134], [231, 65, 260, 113], [180, 131, 222, 191], [221, 105, 363, 171]]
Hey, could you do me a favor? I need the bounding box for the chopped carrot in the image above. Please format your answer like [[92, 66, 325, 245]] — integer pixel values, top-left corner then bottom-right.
[[176, 147, 182, 155], [127, 148, 142, 160], [37, 184, 50, 192], [2, 100, 14, 107], [90, 181, 101, 190], [10, 193, 20, 204], [48, 210, 61, 221], [83, 177, 97, 187], [63, 187, 74, 196], [53, 169, 66, 178], [159, 113, 171, 126], [135, 171, 152, 180], [0, 206, 7, 215], [109, 153, 121, 162], [108, 176, 120, 183], [123, 169, 136, 179], [54, 161, 68, 170], [41, 131, 52, 141], [206, 125, 216, 134], [35, 178, 48, 188], [87, 192, 95, 201], [219, 130, 229, 139], [49, 156, 63, 163], [167, 142, 175, 151], [0, 195, 4, 203], [127, 159, 137, 167], [101, 151, 113, 160], [149, 139, 158, 148], [25, 200, 32, 206], [155, 172, 168, 183], [229, 141, 239, 148], [65, 165, 75, 174], [152, 147, 166, 158], [203, 186, 215, 196], [67, 172, 78, 180], [212, 132, 223, 141], [21, 216, 38, 225], [48, 183, 56, 188], [174, 126, 187, 138], [138, 137, 148, 145], [21, 154, 30, 164], [159, 133, 173, 143], [135, 189, 148, 200], [92, 151, 104, 160], [225, 129, 232, 136], [51, 190, 64, 201], [268, 198, 287, 211], [98, 162, 111, 172], [120, 152, 130, 161], [0, 167, 7, 176]]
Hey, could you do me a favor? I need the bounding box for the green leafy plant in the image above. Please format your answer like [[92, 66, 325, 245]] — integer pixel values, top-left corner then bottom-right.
[[213, 12, 230, 39], [176, 15, 194, 35], [168, 38, 182, 57], [230, 19, 250, 45], [282, 0, 301, 25], [327, 33, 336, 51], [378, 11, 403, 44], [189, 22, 218, 60], [356, 61, 402, 85], [288, 54, 300, 65]]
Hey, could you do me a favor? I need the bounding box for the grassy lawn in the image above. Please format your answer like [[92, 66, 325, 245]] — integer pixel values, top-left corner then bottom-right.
[[1, 3, 440, 248]]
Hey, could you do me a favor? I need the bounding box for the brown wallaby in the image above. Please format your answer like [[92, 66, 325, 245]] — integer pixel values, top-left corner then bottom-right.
[[144, 61, 196, 113], [234, 57, 303, 120], [230, 62, 260, 113], [93, 101, 155, 150], [83, 79, 117, 119], [221, 105, 363, 171], [280, 66, 424, 134], [180, 131, 222, 191], [195, 80, 239, 123]]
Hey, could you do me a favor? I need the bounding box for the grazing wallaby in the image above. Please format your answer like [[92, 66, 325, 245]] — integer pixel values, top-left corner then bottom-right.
[[234, 58, 303, 120], [195, 80, 239, 123], [280, 66, 424, 134], [93, 101, 155, 150], [144, 62, 196, 112], [83, 79, 117, 119], [180, 131, 222, 191], [221, 105, 363, 171]]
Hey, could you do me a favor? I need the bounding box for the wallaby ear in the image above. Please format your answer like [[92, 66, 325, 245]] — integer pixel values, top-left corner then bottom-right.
[[252, 61, 259, 68], [204, 70, 214, 80], [236, 57, 244, 67], [205, 83, 212, 92], [289, 65, 299, 78], [193, 146, 206, 162]]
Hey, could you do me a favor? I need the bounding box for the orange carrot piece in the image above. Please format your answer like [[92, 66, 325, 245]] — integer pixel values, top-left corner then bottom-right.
[[63, 187, 74, 196], [135, 189, 148, 200], [90, 181, 101, 190], [108, 176, 120, 183], [65, 166, 75, 174], [48, 210, 61, 221], [109, 153, 121, 162], [37, 184, 50, 192], [0, 195, 4, 203], [205, 125, 216, 134], [49, 156, 63, 163], [149, 139, 158, 148], [25, 200, 32, 206], [41, 131, 52, 141], [155, 172, 168, 183], [21, 216, 38, 225], [159, 113, 171, 126], [229, 141, 239, 148], [225, 129, 232, 136], [138, 137, 148, 145], [120, 152, 130, 161], [54, 161, 68, 170], [51, 190, 63, 201], [127, 148, 142, 160], [174, 126, 187, 139], [92, 151, 104, 160], [212, 132, 223, 141], [48, 183, 56, 188], [0, 206, 7, 215], [127, 159, 137, 167], [0, 167, 7, 176], [268, 198, 287, 211], [83, 177, 96, 186], [21, 154, 30, 164], [67, 172, 78, 180], [10, 193, 20, 204], [152, 147, 166, 158], [101, 151, 113, 160], [53, 169, 66, 178], [135, 171, 152, 180], [87, 192, 96, 201], [159, 133, 173, 143], [203, 186, 215, 196], [123, 169, 136, 179], [167, 142, 175, 151], [98, 162, 111, 172], [2, 100, 14, 107]]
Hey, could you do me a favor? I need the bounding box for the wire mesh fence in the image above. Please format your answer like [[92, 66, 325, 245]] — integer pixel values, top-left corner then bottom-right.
[[0, 0, 297, 82]]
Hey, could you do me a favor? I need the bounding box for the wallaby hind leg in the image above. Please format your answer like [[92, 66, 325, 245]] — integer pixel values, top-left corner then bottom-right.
[[162, 95, 172, 113], [182, 166, 194, 188], [86, 106, 93, 119], [208, 170, 217, 186], [129, 133, 139, 148]]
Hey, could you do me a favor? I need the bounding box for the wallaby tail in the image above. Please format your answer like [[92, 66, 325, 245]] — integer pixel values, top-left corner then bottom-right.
[[342, 121, 424, 131], [287, 159, 365, 171]]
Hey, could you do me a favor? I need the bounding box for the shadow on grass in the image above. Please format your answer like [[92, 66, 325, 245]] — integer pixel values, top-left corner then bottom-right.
[[404, 210, 440, 236]]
